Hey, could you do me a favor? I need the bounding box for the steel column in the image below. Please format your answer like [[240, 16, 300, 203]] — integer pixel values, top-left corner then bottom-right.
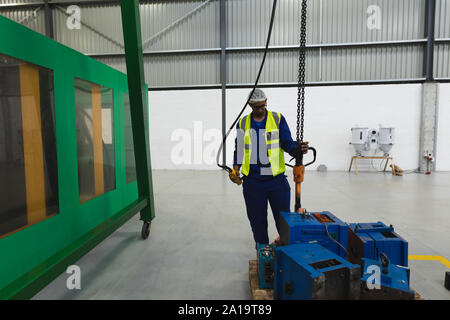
[[419, 82, 439, 173], [120, 0, 155, 221], [424, 0, 436, 81], [220, 0, 227, 166], [44, 0, 54, 39]]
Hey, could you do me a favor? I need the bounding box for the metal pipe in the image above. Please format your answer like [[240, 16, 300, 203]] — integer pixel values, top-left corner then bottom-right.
[[435, 38, 450, 43], [0, 1, 174, 10], [226, 39, 428, 51], [220, 0, 227, 166], [146, 78, 427, 91], [0, 3, 44, 9], [88, 38, 429, 58], [88, 48, 221, 58]]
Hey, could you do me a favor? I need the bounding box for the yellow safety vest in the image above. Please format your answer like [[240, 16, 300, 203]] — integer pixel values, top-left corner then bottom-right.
[[239, 111, 286, 177]]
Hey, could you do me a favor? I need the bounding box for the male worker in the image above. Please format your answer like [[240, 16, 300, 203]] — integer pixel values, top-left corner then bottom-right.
[[229, 88, 309, 246]]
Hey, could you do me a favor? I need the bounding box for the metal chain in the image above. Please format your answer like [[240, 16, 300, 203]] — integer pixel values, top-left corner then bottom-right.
[[296, 0, 308, 143]]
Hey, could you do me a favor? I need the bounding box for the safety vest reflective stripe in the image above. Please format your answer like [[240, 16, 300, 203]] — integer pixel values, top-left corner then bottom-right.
[[267, 131, 280, 140], [239, 115, 248, 131], [240, 111, 285, 177], [267, 143, 280, 150], [272, 112, 280, 129]]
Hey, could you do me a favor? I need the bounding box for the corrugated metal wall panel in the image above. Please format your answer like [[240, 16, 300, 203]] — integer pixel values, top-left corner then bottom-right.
[[226, 44, 424, 84], [141, 0, 220, 51], [435, 44, 450, 78], [227, 0, 320, 47], [227, 49, 319, 84], [321, 45, 424, 81], [0, 7, 46, 35], [2, 0, 449, 87], [143, 53, 220, 87], [50, 1, 221, 53], [436, 0, 450, 38], [322, 0, 425, 43], [94, 56, 127, 74], [96, 53, 220, 87], [53, 4, 124, 54]]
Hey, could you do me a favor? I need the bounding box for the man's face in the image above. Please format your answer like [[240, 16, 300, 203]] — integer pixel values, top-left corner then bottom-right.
[[249, 99, 267, 117]]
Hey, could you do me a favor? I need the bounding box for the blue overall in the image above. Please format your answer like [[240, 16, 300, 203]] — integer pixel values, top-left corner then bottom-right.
[[234, 111, 297, 245]]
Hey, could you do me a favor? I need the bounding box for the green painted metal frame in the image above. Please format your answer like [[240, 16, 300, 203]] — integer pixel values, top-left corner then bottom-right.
[[1, 198, 148, 300], [120, 0, 155, 222], [0, 9, 154, 300]]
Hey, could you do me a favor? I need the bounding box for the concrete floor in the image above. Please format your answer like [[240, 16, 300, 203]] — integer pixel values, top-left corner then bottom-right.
[[34, 170, 450, 300]]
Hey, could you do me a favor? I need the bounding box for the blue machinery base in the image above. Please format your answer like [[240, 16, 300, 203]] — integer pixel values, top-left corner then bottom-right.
[[256, 210, 414, 300]]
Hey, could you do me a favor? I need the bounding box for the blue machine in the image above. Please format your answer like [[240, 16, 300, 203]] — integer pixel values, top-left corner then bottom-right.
[[256, 243, 275, 289], [274, 243, 360, 300], [279, 211, 348, 258], [348, 222, 408, 267], [360, 254, 414, 300]]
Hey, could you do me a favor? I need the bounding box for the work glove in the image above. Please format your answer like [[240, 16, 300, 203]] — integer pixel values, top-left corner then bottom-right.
[[299, 141, 309, 154], [229, 169, 242, 186]]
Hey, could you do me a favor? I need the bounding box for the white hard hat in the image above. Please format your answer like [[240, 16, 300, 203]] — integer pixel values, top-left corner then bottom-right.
[[248, 88, 267, 104]]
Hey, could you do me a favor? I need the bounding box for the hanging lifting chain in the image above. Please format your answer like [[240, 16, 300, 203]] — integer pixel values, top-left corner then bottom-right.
[[294, 0, 309, 213], [296, 0, 308, 144]]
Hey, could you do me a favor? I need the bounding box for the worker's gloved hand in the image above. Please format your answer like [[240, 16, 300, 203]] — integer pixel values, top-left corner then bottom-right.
[[229, 169, 242, 186], [299, 141, 309, 154]]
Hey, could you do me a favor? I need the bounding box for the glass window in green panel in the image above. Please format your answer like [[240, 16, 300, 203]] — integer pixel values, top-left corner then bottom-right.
[[124, 92, 149, 183], [75, 78, 115, 203], [0, 53, 59, 238]]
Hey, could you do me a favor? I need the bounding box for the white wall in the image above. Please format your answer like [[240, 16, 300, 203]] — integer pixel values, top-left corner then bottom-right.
[[148, 89, 221, 170], [436, 83, 450, 171], [148, 84, 424, 171]]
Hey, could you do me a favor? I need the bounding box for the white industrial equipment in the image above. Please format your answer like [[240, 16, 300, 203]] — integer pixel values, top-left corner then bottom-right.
[[350, 126, 395, 156], [378, 127, 395, 156], [368, 128, 379, 151], [350, 127, 368, 155]]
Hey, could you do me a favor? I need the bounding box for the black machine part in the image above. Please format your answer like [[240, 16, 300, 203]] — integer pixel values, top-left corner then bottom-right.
[[380, 252, 389, 274], [258, 244, 275, 287], [307, 266, 360, 300], [445, 272, 450, 291], [360, 282, 415, 300], [347, 227, 364, 265], [264, 262, 274, 284], [284, 281, 294, 296]]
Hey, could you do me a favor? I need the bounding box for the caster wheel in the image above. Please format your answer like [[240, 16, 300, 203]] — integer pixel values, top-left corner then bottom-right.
[[141, 221, 151, 240]]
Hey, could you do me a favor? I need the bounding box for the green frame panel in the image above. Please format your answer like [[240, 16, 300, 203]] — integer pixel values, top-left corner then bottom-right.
[[0, 15, 153, 299]]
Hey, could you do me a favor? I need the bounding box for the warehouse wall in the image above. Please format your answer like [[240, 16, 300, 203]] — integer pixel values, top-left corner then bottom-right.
[[436, 83, 450, 171], [148, 89, 222, 170], [148, 83, 423, 171], [3, 0, 450, 86]]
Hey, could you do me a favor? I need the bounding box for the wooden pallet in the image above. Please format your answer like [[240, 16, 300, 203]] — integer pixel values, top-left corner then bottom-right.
[[249, 260, 424, 300], [414, 291, 424, 300]]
